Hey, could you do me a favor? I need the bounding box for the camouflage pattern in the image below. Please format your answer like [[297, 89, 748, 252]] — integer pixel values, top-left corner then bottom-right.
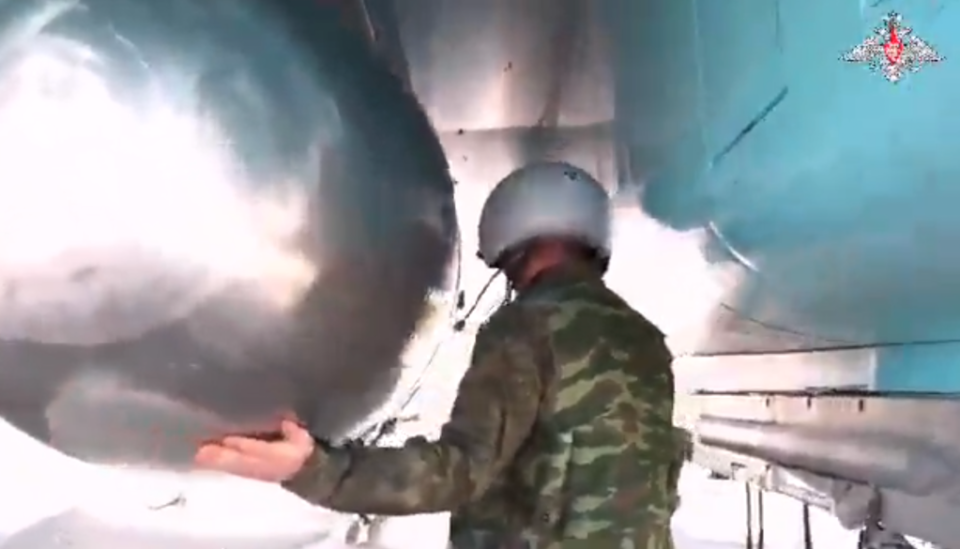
[[282, 263, 683, 549]]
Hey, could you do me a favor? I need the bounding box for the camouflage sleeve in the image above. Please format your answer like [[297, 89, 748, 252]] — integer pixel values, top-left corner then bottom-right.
[[281, 306, 545, 516]]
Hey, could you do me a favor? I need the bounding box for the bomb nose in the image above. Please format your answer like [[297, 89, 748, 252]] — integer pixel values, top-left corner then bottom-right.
[[0, 0, 456, 468], [0, 48, 314, 345]]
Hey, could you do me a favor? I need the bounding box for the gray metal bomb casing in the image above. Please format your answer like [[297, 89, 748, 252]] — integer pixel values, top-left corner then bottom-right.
[[0, 0, 456, 468]]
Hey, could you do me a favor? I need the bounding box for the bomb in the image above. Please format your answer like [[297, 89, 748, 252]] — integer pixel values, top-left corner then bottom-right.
[[0, 0, 456, 468]]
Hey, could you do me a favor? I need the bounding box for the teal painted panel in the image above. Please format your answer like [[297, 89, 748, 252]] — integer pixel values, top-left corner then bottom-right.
[[614, 0, 960, 390]]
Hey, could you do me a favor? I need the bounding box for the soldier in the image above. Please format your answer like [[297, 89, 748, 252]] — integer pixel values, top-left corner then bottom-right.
[[195, 161, 684, 549]]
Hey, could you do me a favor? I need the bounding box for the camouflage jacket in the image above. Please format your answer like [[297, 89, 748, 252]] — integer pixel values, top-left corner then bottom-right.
[[282, 264, 684, 549]]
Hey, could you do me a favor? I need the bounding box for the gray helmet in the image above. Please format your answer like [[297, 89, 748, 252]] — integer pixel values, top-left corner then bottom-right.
[[477, 161, 612, 268]]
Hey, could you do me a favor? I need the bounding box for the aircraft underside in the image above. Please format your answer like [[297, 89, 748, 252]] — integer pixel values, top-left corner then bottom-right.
[[0, 0, 957, 547]]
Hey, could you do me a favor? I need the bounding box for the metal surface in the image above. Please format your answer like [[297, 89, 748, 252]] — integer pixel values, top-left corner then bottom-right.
[[608, 3, 960, 544], [0, 0, 456, 468], [691, 392, 960, 548], [393, 0, 613, 135], [697, 415, 953, 496], [611, 0, 960, 388]]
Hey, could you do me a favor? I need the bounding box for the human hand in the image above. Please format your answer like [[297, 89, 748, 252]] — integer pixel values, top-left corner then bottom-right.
[[194, 419, 315, 483]]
